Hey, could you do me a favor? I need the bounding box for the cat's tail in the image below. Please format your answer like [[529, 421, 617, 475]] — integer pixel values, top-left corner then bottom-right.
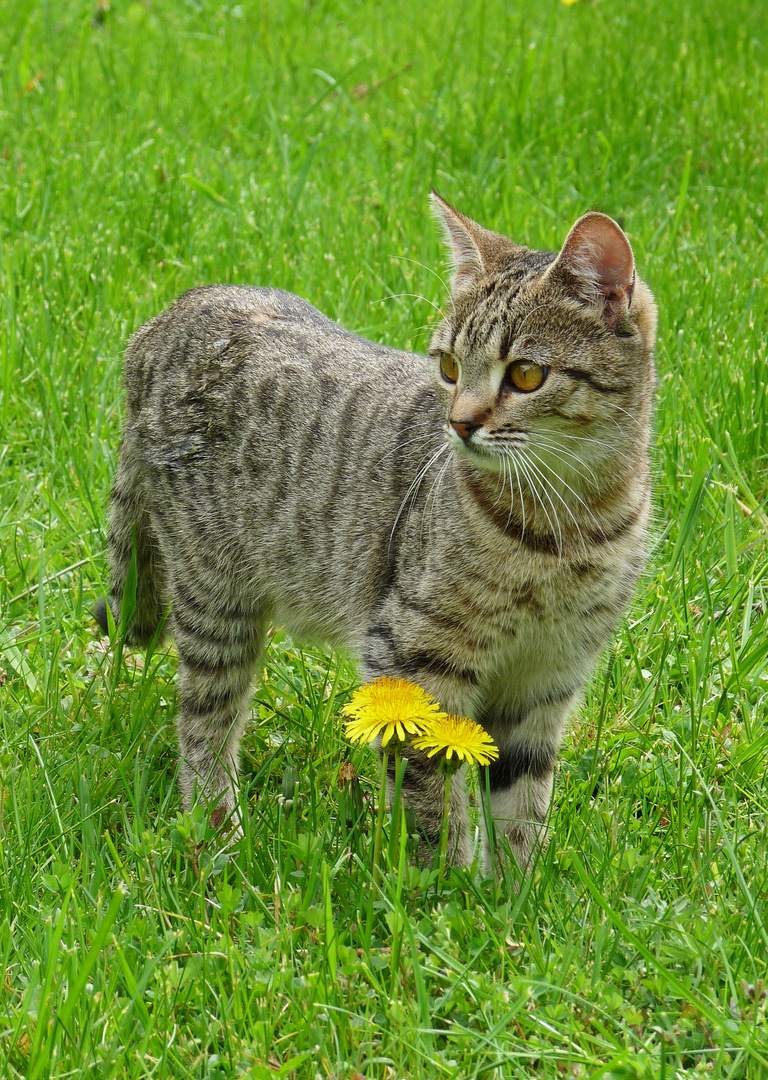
[[94, 437, 168, 649]]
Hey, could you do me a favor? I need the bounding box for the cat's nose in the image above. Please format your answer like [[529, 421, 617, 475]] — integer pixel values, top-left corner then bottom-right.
[[450, 419, 480, 441]]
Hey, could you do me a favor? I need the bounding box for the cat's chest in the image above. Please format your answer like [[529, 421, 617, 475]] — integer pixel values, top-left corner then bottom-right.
[[453, 554, 626, 670]]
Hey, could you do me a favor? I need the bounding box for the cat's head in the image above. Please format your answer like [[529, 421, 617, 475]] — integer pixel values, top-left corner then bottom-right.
[[428, 194, 657, 496]]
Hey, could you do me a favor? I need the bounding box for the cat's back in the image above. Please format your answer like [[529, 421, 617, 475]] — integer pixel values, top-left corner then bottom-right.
[[127, 285, 345, 356], [117, 284, 444, 639], [122, 285, 423, 415]]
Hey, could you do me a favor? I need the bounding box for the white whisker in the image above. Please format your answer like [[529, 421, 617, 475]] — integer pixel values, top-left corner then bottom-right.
[[538, 429, 634, 463], [511, 453, 526, 539], [375, 292, 444, 316], [520, 453, 561, 557], [421, 452, 453, 546], [389, 442, 450, 548], [492, 454, 510, 509], [532, 436, 600, 487], [514, 450, 563, 558], [609, 402, 643, 429], [503, 455, 517, 531], [524, 448, 598, 549], [389, 254, 450, 292], [512, 302, 551, 341], [375, 430, 443, 467]]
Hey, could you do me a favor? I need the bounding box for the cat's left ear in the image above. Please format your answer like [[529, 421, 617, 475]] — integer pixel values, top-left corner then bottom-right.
[[552, 212, 635, 330]]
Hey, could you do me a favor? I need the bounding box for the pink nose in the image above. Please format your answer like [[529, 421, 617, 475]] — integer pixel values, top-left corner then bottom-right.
[[450, 419, 479, 441]]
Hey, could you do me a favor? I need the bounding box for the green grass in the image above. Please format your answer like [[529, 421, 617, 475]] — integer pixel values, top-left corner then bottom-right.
[[1, 0, 767, 1075]]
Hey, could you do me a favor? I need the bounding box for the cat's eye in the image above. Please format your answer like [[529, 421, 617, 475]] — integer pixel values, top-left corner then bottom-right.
[[439, 352, 460, 384], [505, 360, 548, 393]]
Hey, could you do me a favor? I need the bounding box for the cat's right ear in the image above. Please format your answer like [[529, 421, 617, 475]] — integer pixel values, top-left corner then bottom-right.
[[430, 192, 519, 292], [430, 191, 487, 287]]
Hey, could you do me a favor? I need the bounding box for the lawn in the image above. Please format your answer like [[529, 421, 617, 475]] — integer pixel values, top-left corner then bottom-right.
[[1, 0, 767, 1076]]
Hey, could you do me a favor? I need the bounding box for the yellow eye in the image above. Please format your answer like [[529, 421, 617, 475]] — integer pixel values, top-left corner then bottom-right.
[[506, 360, 548, 393], [439, 352, 460, 384]]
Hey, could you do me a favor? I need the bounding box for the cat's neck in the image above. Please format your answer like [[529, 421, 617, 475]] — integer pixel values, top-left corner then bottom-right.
[[454, 450, 648, 556]]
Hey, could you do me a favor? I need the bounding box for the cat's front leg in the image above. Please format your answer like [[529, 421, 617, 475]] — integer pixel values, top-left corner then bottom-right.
[[483, 743, 556, 872], [479, 695, 573, 872]]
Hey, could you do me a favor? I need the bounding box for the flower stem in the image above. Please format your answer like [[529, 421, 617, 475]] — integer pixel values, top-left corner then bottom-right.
[[437, 764, 453, 888], [391, 746, 401, 863], [372, 749, 388, 885], [388, 747, 408, 866]]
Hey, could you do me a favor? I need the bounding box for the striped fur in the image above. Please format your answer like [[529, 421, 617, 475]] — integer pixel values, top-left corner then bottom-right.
[[97, 196, 656, 869]]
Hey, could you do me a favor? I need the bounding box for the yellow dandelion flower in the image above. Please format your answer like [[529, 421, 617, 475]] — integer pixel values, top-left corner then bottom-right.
[[411, 714, 499, 766], [342, 677, 443, 747]]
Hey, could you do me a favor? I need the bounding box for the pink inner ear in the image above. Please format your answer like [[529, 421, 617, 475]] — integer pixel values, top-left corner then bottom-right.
[[563, 214, 634, 294]]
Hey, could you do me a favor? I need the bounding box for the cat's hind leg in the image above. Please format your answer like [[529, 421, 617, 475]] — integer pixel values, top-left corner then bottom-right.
[[171, 587, 264, 831]]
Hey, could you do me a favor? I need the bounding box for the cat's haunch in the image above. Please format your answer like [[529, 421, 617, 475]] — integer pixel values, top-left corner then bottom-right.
[[97, 195, 656, 871]]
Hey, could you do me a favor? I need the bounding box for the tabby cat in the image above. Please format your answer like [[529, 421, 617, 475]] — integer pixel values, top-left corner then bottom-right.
[[96, 194, 656, 870]]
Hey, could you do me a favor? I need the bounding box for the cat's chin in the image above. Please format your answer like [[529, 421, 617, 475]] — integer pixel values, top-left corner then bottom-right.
[[453, 440, 505, 474]]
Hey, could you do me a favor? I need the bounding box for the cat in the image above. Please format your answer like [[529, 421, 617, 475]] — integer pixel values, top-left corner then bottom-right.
[[96, 193, 656, 871]]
